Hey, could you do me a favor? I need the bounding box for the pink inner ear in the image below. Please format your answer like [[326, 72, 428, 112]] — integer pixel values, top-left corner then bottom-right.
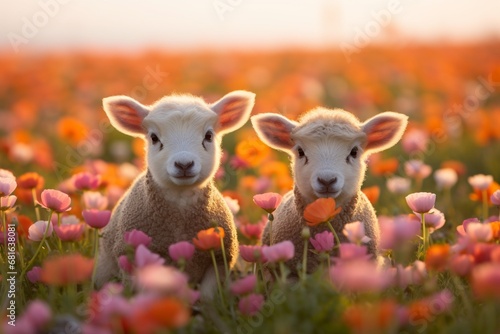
[[365, 118, 401, 150], [109, 102, 146, 134], [217, 98, 249, 131], [258, 118, 294, 149]]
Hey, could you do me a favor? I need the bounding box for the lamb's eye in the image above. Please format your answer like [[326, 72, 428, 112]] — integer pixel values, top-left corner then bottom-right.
[[150, 133, 159, 144], [297, 147, 305, 158], [204, 130, 213, 143], [346, 146, 358, 163]]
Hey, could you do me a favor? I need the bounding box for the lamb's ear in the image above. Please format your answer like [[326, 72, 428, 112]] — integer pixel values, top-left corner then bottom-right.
[[362, 111, 408, 154], [211, 90, 256, 135], [102, 96, 149, 137], [251, 113, 298, 152]]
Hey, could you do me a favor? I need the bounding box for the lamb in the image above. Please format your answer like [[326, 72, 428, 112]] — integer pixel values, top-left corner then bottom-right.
[[251, 108, 408, 274], [94, 90, 256, 296]]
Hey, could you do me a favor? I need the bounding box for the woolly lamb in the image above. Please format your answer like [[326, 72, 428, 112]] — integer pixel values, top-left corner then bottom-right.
[[251, 108, 408, 273], [95, 90, 255, 296]]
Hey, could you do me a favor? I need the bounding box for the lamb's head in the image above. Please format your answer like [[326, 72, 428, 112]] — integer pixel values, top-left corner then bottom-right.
[[252, 108, 408, 206], [103, 91, 255, 190]]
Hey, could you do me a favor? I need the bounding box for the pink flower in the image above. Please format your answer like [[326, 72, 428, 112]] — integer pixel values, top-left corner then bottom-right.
[[491, 190, 500, 206], [230, 274, 257, 296], [329, 260, 392, 293], [135, 264, 189, 294], [468, 174, 493, 191], [73, 172, 100, 191], [457, 218, 481, 237], [405, 192, 436, 214], [386, 177, 411, 194], [83, 191, 109, 210], [22, 300, 52, 329], [471, 263, 500, 299], [337, 244, 370, 261], [134, 244, 165, 268], [409, 260, 427, 285], [40, 189, 71, 213], [53, 224, 85, 242], [239, 216, 266, 240], [240, 245, 267, 263], [466, 222, 493, 242], [343, 221, 371, 244], [82, 209, 111, 229], [420, 209, 446, 233], [27, 266, 42, 283], [390, 264, 413, 289], [253, 192, 283, 213], [0, 173, 16, 196], [379, 215, 420, 250], [449, 254, 474, 277], [168, 241, 195, 262], [401, 129, 429, 154], [223, 196, 240, 215], [404, 160, 432, 179], [229, 156, 250, 170], [434, 168, 458, 190], [118, 255, 133, 274], [0, 195, 17, 210], [261, 240, 294, 263], [28, 221, 53, 241], [124, 229, 152, 248], [310, 230, 334, 253], [238, 293, 265, 316]]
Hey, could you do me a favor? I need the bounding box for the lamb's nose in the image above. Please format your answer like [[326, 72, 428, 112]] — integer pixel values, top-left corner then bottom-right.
[[317, 177, 337, 187], [174, 161, 194, 172]]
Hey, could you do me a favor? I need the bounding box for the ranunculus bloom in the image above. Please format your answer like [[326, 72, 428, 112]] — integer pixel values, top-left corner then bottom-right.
[[192, 227, 225, 251], [253, 192, 283, 213], [0, 172, 16, 196], [337, 244, 370, 261], [82, 209, 111, 229], [27, 266, 42, 283], [304, 197, 342, 226], [449, 254, 474, 277], [420, 209, 446, 233], [405, 192, 436, 214], [424, 244, 450, 272], [40, 254, 94, 286], [238, 293, 265, 316], [491, 190, 500, 206], [40, 189, 71, 213], [404, 160, 432, 180], [28, 220, 53, 241], [343, 221, 371, 244], [53, 223, 85, 242], [434, 168, 458, 190], [73, 172, 101, 191], [262, 240, 294, 263], [0, 195, 17, 210], [135, 244, 165, 268], [386, 176, 411, 194], [329, 260, 392, 293], [131, 297, 190, 332], [379, 215, 420, 250], [135, 264, 189, 294], [17, 172, 43, 190], [468, 174, 493, 191], [239, 245, 267, 263], [22, 300, 52, 330], [82, 191, 109, 210], [124, 229, 152, 248], [466, 222, 493, 242], [239, 216, 266, 240], [343, 300, 404, 334], [118, 255, 133, 274], [168, 241, 195, 262], [230, 274, 257, 295], [310, 230, 334, 253], [471, 263, 500, 300]]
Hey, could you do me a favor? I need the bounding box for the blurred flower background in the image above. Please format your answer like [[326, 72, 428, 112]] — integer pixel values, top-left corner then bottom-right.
[[1, 0, 500, 333]]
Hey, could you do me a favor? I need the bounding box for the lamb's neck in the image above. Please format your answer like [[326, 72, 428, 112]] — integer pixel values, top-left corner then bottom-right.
[[144, 170, 212, 207], [293, 187, 359, 224]]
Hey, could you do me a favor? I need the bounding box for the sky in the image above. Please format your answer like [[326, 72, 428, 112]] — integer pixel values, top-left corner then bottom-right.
[[1, 0, 499, 53]]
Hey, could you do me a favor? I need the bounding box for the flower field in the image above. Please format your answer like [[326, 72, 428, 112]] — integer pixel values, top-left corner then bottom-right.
[[1, 42, 500, 333]]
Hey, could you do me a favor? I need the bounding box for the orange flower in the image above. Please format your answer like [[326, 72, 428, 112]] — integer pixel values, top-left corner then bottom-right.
[[424, 244, 450, 272], [192, 227, 225, 251], [40, 254, 94, 286], [369, 157, 399, 176], [57, 117, 88, 145], [13, 215, 33, 238], [235, 139, 271, 167], [17, 172, 44, 189], [490, 222, 500, 240], [343, 300, 398, 333], [361, 186, 380, 204], [469, 181, 500, 204], [304, 198, 342, 226], [131, 298, 190, 334]]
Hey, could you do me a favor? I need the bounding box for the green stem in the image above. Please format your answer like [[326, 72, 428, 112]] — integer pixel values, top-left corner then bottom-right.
[[301, 239, 308, 281], [210, 249, 225, 308], [257, 262, 268, 295], [421, 213, 428, 255], [279, 261, 287, 285], [219, 230, 229, 281], [20, 210, 53, 281], [326, 221, 341, 247], [91, 228, 99, 288], [482, 189, 488, 221], [32, 188, 40, 221]]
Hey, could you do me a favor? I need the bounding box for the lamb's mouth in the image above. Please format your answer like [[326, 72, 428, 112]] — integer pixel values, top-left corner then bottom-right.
[[169, 173, 199, 185], [315, 190, 341, 198]]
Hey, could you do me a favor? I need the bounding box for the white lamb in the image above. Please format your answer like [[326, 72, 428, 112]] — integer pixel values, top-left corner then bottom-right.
[[94, 90, 255, 297], [251, 108, 408, 273]]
